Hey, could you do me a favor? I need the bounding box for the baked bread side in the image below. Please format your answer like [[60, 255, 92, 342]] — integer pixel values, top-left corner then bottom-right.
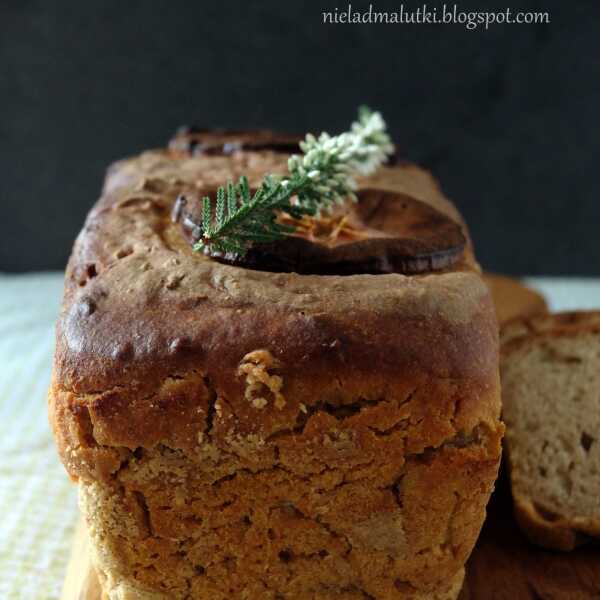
[[49, 142, 502, 599], [482, 273, 548, 328], [501, 311, 600, 551]]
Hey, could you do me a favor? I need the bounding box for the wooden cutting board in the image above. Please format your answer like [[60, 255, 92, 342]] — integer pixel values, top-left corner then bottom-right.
[[462, 469, 600, 599], [62, 473, 600, 600], [60, 519, 104, 600]]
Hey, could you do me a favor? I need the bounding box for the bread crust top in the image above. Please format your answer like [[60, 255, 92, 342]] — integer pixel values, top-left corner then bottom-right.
[[53, 147, 496, 392], [50, 146, 501, 476]]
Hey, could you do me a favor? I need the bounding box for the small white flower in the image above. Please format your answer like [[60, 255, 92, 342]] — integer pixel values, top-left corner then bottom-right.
[[287, 107, 394, 211]]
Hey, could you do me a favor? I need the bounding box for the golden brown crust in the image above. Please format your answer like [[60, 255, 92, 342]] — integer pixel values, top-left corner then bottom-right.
[[482, 273, 548, 328], [501, 310, 600, 349], [513, 495, 581, 552], [49, 144, 502, 599]]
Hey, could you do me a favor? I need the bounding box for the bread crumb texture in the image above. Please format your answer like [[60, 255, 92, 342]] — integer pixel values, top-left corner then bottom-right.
[[502, 312, 600, 550], [238, 349, 286, 410]]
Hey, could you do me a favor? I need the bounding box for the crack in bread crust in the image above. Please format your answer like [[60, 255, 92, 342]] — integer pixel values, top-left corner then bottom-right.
[[80, 429, 484, 599], [54, 368, 502, 600]]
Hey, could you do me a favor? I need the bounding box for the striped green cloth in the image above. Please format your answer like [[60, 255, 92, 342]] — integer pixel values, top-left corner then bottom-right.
[[0, 273, 77, 600], [0, 272, 598, 599]]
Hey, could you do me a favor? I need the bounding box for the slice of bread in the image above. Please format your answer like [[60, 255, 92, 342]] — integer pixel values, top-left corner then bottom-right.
[[483, 272, 547, 328], [501, 311, 600, 550]]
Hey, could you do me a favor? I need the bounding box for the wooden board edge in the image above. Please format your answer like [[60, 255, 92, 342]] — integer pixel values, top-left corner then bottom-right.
[[61, 518, 102, 600]]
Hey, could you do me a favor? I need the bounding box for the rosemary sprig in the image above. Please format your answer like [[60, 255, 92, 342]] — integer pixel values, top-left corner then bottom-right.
[[192, 174, 312, 256], [192, 106, 394, 256]]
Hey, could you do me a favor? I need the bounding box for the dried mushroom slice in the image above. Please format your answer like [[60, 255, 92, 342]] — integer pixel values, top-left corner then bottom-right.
[[175, 189, 466, 276], [168, 127, 302, 156]]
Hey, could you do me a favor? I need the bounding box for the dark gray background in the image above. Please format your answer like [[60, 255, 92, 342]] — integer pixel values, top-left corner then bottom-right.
[[2, 0, 599, 274]]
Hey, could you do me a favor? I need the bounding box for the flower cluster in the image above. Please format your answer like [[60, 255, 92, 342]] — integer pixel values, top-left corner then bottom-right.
[[287, 106, 394, 213]]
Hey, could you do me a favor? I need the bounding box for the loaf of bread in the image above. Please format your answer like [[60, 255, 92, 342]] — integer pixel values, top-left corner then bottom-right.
[[49, 129, 503, 599], [501, 311, 600, 551], [482, 273, 547, 328]]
